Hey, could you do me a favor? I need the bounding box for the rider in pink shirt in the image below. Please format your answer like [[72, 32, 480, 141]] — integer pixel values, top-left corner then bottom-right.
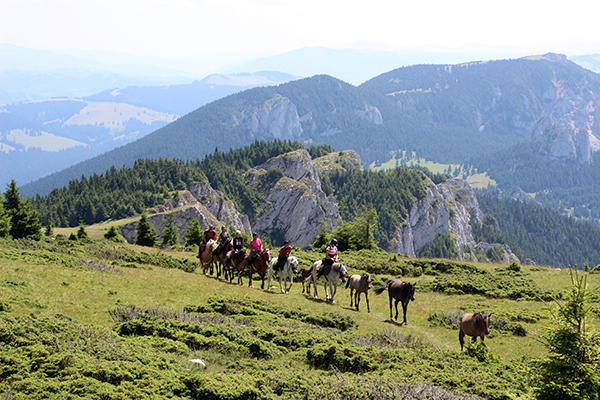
[[248, 232, 262, 265]]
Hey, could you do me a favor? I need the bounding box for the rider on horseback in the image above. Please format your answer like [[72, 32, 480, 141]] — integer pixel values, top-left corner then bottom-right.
[[275, 240, 292, 272], [198, 224, 217, 256], [227, 230, 244, 261], [247, 233, 262, 268], [214, 226, 229, 256], [316, 238, 338, 280]]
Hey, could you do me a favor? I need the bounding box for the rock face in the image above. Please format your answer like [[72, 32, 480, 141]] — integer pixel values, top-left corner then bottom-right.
[[388, 178, 483, 259], [120, 182, 251, 244], [527, 55, 600, 165], [244, 95, 303, 140], [250, 149, 342, 249]]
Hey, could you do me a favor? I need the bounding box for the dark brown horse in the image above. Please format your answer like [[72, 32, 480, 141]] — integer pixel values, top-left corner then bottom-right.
[[345, 274, 371, 312], [459, 311, 491, 351], [227, 249, 248, 285], [300, 266, 314, 294], [233, 248, 271, 289], [374, 279, 415, 325], [211, 238, 233, 280]]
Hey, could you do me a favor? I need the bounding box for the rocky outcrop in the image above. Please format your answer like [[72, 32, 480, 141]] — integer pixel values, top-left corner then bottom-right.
[[120, 183, 251, 244], [354, 103, 383, 125], [388, 178, 483, 259], [313, 150, 362, 175], [244, 95, 303, 140], [510, 189, 542, 206], [250, 149, 342, 248]]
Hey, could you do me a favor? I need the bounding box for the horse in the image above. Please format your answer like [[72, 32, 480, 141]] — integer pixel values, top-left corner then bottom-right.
[[198, 238, 218, 275], [345, 274, 372, 312], [227, 249, 248, 285], [459, 311, 491, 351], [374, 279, 416, 325], [299, 266, 314, 294], [242, 248, 271, 289], [211, 238, 233, 280], [266, 256, 299, 293], [311, 260, 348, 303]]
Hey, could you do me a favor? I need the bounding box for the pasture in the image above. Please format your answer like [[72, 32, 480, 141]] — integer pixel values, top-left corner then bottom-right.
[[1, 237, 599, 399]]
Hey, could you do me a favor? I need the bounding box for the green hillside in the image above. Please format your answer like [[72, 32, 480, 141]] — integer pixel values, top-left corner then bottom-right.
[[1, 236, 599, 399]]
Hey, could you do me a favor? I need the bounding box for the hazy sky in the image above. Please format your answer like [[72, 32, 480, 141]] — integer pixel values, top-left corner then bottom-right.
[[1, 0, 599, 59]]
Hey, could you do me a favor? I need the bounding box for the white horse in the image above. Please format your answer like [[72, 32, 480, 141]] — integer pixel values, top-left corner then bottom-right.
[[311, 260, 348, 303], [267, 256, 299, 293]]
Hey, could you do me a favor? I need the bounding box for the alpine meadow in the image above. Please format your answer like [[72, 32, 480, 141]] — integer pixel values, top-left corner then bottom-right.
[[2, 51, 600, 400]]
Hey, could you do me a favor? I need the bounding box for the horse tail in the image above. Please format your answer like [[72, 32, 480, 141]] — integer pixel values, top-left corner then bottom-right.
[[345, 278, 351, 289], [374, 280, 390, 295]]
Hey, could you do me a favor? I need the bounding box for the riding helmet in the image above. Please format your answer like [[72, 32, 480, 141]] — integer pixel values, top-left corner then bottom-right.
[[331, 238, 338, 245]]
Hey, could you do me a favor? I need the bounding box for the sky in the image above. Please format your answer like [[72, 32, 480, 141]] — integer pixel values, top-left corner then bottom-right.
[[1, 0, 599, 60]]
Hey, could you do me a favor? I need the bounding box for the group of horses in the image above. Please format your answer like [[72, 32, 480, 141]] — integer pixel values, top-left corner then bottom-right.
[[198, 237, 490, 349]]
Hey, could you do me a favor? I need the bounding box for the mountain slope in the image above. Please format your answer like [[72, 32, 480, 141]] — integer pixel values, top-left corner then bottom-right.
[[21, 54, 600, 203]]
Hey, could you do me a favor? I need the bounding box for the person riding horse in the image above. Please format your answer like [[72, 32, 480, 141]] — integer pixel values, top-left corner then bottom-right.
[[214, 226, 229, 257], [247, 233, 262, 268], [227, 230, 244, 262], [198, 224, 217, 256], [274, 240, 292, 272], [316, 238, 338, 280]]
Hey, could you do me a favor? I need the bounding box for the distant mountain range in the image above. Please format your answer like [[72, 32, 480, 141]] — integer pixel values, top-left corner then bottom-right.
[[0, 71, 298, 187]]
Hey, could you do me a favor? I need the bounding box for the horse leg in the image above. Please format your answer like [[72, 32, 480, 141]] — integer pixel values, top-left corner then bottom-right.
[[356, 291, 360, 311], [402, 300, 408, 325], [260, 273, 265, 290], [394, 299, 400, 322], [349, 287, 354, 308], [365, 292, 370, 313], [286, 274, 293, 294]]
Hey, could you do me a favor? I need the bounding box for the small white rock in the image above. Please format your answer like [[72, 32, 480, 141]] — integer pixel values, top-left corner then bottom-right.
[[188, 359, 205, 367]]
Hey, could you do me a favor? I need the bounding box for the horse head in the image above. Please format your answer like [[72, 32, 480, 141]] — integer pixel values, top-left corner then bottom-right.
[[474, 311, 491, 335], [406, 282, 416, 301], [361, 273, 372, 289], [288, 256, 299, 274], [338, 263, 348, 283]]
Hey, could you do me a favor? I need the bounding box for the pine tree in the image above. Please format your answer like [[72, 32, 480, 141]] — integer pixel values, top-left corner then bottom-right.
[[104, 225, 124, 243], [161, 213, 179, 248], [0, 193, 11, 238], [44, 220, 54, 237], [136, 212, 157, 247], [77, 223, 89, 240], [185, 218, 203, 247], [531, 268, 600, 400], [3, 180, 42, 240]]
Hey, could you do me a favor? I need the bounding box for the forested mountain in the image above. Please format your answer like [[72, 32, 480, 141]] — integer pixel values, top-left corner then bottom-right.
[[30, 140, 600, 268], [21, 53, 600, 206]]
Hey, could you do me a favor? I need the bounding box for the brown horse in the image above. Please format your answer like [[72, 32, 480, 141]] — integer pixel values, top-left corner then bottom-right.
[[211, 238, 233, 280], [345, 274, 372, 312], [242, 248, 271, 289], [227, 249, 248, 285], [374, 279, 416, 325], [300, 266, 314, 294], [459, 311, 491, 351]]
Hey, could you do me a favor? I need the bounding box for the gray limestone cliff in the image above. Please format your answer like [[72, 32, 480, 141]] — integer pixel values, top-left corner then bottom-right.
[[249, 149, 342, 248], [388, 178, 483, 259], [120, 182, 251, 244]]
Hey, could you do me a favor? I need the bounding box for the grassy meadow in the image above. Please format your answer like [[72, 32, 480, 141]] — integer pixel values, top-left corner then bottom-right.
[[1, 235, 599, 399]]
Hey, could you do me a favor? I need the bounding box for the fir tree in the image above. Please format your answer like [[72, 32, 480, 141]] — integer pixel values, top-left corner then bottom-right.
[[161, 213, 179, 248], [77, 223, 89, 240], [531, 268, 600, 400], [185, 218, 203, 247], [3, 180, 41, 241], [0, 193, 11, 238], [136, 212, 157, 247], [104, 225, 123, 242], [44, 220, 54, 237]]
